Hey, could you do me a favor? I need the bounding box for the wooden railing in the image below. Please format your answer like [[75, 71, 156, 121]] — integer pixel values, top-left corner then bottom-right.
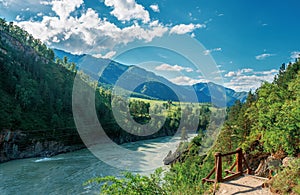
[[202, 148, 253, 184]]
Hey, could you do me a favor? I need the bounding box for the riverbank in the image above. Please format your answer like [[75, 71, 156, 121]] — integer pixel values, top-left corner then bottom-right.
[[0, 127, 197, 165], [0, 129, 85, 163]]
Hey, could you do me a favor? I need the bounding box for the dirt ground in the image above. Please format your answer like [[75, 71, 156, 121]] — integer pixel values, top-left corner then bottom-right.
[[215, 175, 275, 195]]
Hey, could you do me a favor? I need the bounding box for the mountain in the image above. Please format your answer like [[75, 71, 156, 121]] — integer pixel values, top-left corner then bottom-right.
[[0, 21, 87, 162], [54, 49, 247, 106], [0, 21, 203, 162]]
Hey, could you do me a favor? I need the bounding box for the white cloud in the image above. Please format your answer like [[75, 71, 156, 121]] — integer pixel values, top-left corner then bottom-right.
[[255, 53, 275, 60], [290, 51, 300, 59], [93, 51, 116, 59], [225, 71, 236, 77], [241, 68, 253, 73], [225, 68, 254, 77], [155, 63, 193, 72], [17, 6, 168, 54], [170, 76, 207, 85], [40, 0, 83, 20], [213, 69, 226, 74], [256, 69, 278, 75], [150, 4, 159, 12], [104, 0, 150, 23], [224, 69, 278, 92], [170, 23, 205, 34], [0, 0, 9, 7], [14, 0, 204, 55], [15, 15, 22, 21], [0, 0, 48, 13], [203, 47, 222, 55]]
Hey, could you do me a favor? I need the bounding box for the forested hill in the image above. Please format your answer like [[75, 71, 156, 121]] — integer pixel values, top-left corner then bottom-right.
[[0, 18, 76, 132], [0, 19, 213, 162], [171, 59, 300, 194], [0, 19, 86, 161], [218, 60, 300, 157]]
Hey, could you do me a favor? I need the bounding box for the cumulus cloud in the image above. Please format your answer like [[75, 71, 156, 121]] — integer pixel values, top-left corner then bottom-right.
[[290, 51, 300, 59], [170, 23, 205, 34], [155, 63, 193, 72], [150, 4, 159, 12], [0, 0, 49, 16], [224, 68, 278, 91], [46, 0, 83, 20], [104, 0, 150, 23], [93, 51, 116, 59], [242, 68, 253, 73], [15, 15, 22, 21], [17, 6, 168, 54], [14, 0, 204, 55], [170, 76, 207, 85], [0, 0, 9, 7], [203, 47, 222, 55], [255, 53, 275, 60], [225, 71, 236, 77]]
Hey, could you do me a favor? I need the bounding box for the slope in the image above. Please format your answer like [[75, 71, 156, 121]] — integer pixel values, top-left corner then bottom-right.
[[53, 49, 247, 106]]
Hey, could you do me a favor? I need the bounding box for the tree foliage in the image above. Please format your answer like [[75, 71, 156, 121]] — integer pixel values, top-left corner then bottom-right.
[[217, 60, 300, 156]]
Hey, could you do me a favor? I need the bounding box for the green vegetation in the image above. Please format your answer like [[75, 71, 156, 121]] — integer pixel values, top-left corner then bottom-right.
[[100, 93, 212, 143], [88, 59, 300, 194], [268, 158, 300, 194], [0, 19, 212, 152], [1, 18, 299, 193], [0, 19, 80, 144], [218, 61, 300, 156], [85, 168, 167, 195]]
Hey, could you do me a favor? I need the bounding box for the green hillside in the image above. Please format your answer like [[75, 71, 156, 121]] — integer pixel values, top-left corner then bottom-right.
[[0, 19, 213, 162], [88, 58, 300, 194]]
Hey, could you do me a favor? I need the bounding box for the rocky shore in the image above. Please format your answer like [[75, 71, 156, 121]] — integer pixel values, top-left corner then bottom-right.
[[0, 130, 85, 163]]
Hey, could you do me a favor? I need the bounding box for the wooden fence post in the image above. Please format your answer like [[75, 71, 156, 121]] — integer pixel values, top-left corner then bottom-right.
[[236, 148, 243, 173], [215, 152, 222, 182]]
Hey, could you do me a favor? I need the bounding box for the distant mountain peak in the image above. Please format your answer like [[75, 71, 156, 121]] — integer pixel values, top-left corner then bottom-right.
[[53, 49, 247, 106]]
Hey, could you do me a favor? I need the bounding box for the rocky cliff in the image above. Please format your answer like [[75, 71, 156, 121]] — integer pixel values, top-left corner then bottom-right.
[[0, 130, 85, 163]]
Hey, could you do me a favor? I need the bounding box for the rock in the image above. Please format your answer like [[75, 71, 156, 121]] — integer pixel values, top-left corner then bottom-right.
[[266, 156, 282, 169], [0, 129, 85, 163], [255, 156, 282, 178], [163, 150, 174, 165], [163, 147, 186, 165], [34, 141, 43, 154], [282, 157, 296, 167]]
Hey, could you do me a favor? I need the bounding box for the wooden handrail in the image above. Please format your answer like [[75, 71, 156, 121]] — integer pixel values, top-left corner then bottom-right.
[[202, 148, 253, 187]]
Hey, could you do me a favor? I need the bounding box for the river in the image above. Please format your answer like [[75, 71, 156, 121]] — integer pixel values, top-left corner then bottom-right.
[[0, 134, 196, 195]]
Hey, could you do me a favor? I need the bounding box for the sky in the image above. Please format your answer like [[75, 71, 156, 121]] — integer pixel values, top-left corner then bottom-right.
[[1, 0, 300, 91]]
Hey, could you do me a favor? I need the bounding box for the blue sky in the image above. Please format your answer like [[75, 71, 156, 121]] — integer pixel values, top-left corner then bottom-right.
[[1, 0, 299, 91]]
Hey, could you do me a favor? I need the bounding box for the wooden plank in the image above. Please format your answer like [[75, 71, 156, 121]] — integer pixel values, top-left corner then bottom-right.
[[223, 172, 243, 182], [202, 178, 215, 183], [225, 170, 237, 175], [205, 167, 216, 179], [221, 150, 238, 157]]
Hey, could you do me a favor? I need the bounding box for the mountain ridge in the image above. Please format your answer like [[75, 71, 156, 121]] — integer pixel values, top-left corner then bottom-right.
[[53, 49, 247, 106]]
